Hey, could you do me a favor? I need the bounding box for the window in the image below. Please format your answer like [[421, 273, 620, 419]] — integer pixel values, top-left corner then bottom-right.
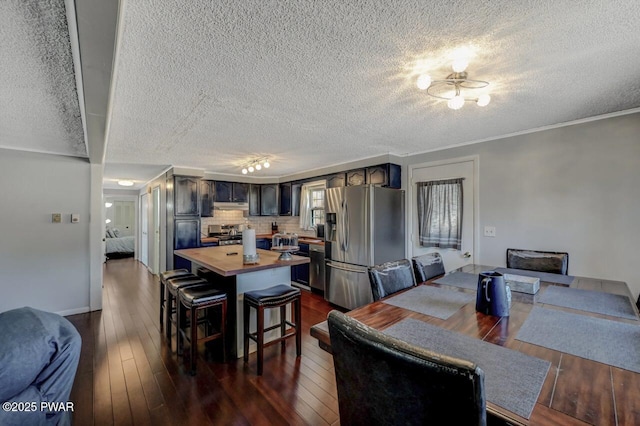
[[417, 178, 463, 249], [299, 180, 326, 230], [310, 189, 325, 226]]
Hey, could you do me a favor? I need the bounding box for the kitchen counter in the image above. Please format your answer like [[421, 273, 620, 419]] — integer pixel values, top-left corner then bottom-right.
[[175, 246, 309, 277], [201, 236, 220, 244], [174, 246, 309, 358]]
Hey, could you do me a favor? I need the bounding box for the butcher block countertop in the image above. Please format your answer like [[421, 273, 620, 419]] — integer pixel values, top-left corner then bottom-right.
[[175, 246, 309, 277]]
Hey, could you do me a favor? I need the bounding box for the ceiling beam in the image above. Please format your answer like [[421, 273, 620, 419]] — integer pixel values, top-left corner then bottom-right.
[[70, 0, 120, 164]]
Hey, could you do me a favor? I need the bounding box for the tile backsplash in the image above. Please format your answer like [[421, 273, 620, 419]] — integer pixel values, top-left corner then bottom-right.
[[200, 211, 317, 237]]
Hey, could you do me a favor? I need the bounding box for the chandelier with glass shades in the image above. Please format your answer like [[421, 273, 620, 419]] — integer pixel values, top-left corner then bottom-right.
[[416, 57, 490, 110], [241, 157, 270, 174]]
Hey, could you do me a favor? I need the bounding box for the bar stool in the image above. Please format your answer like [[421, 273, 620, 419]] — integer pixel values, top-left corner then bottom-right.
[[243, 284, 302, 375], [159, 269, 192, 331], [165, 276, 208, 346], [177, 284, 227, 375]]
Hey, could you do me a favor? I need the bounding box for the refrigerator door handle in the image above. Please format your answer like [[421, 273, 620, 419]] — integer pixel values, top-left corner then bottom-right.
[[340, 200, 347, 252], [344, 200, 349, 251], [326, 261, 367, 274]]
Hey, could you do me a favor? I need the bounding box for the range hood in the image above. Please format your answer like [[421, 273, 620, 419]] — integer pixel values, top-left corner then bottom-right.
[[213, 201, 249, 211]]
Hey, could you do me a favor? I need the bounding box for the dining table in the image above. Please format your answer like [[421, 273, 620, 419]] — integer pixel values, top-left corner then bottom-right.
[[310, 264, 640, 426]]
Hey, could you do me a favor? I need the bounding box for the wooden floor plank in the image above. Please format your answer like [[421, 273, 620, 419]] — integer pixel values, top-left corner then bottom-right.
[[67, 258, 338, 426]]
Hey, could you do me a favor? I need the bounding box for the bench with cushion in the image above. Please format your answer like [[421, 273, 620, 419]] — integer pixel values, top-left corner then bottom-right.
[[506, 248, 569, 275]]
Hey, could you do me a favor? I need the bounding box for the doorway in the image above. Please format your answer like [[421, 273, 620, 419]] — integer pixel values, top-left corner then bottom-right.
[[151, 186, 161, 274], [140, 193, 149, 266], [408, 156, 478, 272]]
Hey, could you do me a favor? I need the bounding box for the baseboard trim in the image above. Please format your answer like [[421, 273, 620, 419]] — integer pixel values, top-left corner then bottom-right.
[[58, 306, 91, 317]]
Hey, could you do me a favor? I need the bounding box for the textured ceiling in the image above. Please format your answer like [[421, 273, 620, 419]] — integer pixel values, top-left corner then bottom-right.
[[3, 1, 640, 187], [0, 0, 85, 157]]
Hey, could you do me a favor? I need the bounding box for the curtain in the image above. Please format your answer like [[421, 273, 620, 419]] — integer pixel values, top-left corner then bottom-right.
[[299, 184, 312, 230], [299, 180, 326, 230], [417, 178, 463, 249]]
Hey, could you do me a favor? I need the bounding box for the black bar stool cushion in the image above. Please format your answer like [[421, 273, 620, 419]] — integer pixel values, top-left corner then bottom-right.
[[167, 276, 206, 294], [244, 285, 301, 307], [180, 284, 227, 307], [160, 269, 191, 284]]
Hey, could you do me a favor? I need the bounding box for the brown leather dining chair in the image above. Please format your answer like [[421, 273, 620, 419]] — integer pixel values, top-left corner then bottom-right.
[[368, 259, 416, 301], [327, 310, 487, 426], [412, 252, 446, 283]]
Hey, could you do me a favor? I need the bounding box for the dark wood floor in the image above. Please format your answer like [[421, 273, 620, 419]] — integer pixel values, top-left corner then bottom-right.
[[67, 258, 339, 425]]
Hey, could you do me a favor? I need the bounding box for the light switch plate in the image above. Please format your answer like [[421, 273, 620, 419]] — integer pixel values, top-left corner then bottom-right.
[[484, 226, 496, 237], [71, 213, 80, 223], [52, 213, 61, 223]]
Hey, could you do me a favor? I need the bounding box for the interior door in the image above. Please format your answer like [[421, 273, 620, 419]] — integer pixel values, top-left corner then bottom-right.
[[140, 193, 149, 266], [410, 158, 476, 272], [151, 186, 161, 274]]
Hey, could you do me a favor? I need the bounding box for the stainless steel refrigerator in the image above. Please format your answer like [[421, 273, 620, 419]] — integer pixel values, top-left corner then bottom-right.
[[325, 185, 405, 309]]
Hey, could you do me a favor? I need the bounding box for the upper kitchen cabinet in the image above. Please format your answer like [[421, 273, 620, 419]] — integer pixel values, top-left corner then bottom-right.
[[346, 169, 366, 186], [279, 182, 292, 215], [367, 163, 401, 189], [174, 176, 200, 216], [291, 182, 302, 216], [215, 181, 249, 202], [200, 180, 215, 217], [248, 184, 261, 216], [232, 182, 249, 202], [279, 182, 302, 216], [261, 184, 278, 216], [326, 173, 346, 188]]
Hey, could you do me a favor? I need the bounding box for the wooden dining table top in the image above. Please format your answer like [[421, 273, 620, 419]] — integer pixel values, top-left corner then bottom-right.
[[310, 264, 640, 426]]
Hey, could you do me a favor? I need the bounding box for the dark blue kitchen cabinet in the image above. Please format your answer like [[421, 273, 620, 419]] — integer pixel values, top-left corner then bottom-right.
[[261, 184, 278, 216], [367, 163, 401, 189], [175, 219, 200, 249], [326, 173, 346, 188], [248, 184, 261, 216], [256, 238, 271, 250], [279, 182, 302, 216], [173, 218, 200, 270], [214, 181, 248, 202], [279, 182, 292, 215], [346, 169, 366, 186], [167, 175, 201, 270], [292, 243, 309, 285], [291, 182, 302, 216], [233, 183, 249, 202], [175, 176, 200, 216], [200, 180, 214, 217], [214, 181, 232, 202]]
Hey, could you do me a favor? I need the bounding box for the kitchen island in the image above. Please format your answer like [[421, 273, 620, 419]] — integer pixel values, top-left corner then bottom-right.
[[174, 246, 310, 358]]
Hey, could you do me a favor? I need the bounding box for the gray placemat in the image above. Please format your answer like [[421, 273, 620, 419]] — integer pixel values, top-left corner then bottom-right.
[[517, 307, 640, 373], [539, 286, 638, 320], [383, 285, 475, 319], [432, 271, 478, 291], [495, 268, 574, 285], [384, 318, 549, 419]]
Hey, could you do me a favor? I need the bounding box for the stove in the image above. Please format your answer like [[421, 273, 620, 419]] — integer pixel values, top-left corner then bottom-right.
[[216, 235, 243, 246]]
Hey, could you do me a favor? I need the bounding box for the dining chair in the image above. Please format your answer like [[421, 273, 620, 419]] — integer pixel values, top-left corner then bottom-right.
[[506, 248, 569, 275], [411, 252, 446, 283], [327, 310, 487, 426], [368, 259, 416, 301]]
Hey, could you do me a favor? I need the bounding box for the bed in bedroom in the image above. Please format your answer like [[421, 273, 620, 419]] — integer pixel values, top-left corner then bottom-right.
[[105, 228, 134, 259]]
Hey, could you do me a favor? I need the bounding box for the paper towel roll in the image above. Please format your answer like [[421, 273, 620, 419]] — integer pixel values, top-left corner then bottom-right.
[[243, 229, 257, 256]]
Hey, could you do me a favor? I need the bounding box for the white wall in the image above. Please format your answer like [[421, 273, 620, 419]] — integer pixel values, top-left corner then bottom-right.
[[0, 149, 91, 314], [403, 112, 640, 299]]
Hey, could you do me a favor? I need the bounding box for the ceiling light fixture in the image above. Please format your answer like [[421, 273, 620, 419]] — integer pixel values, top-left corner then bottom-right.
[[417, 58, 490, 109], [241, 157, 271, 174], [117, 180, 134, 187]]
